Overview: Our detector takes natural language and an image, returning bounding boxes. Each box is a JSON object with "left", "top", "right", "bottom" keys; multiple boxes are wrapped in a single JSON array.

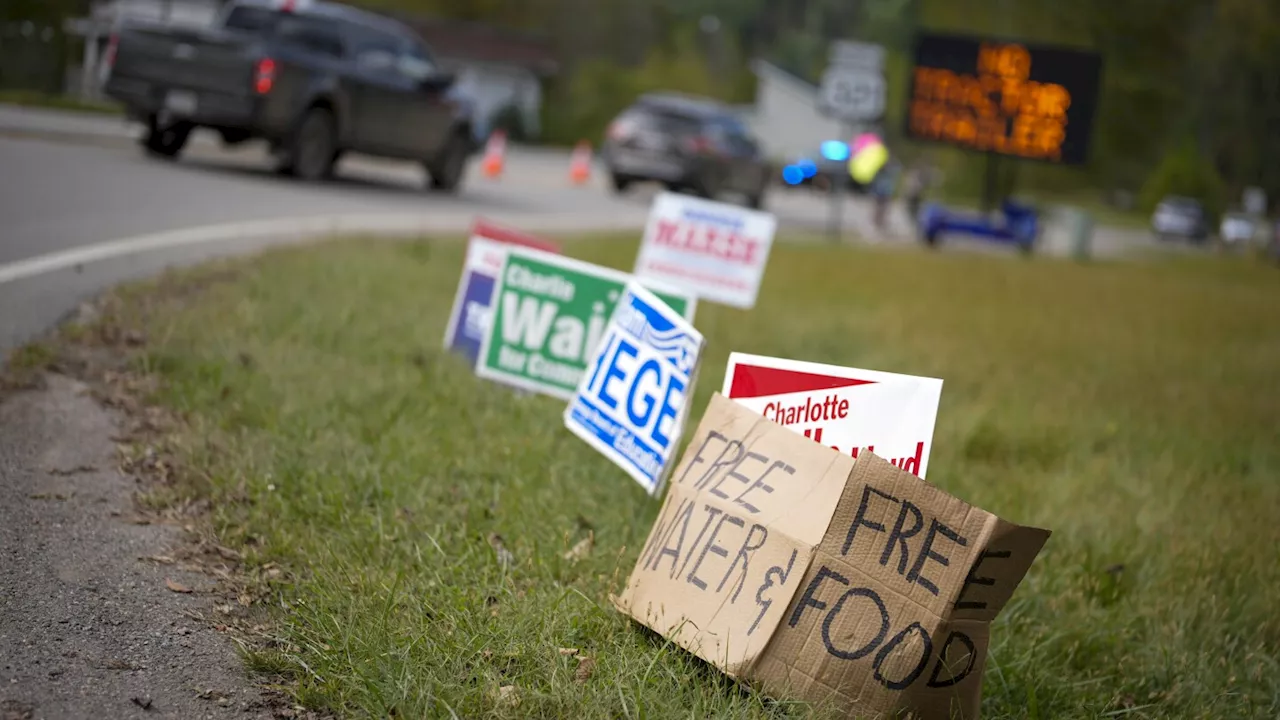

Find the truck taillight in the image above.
[
  {"left": 254, "top": 57, "right": 276, "bottom": 95},
  {"left": 103, "top": 33, "right": 120, "bottom": 70}
]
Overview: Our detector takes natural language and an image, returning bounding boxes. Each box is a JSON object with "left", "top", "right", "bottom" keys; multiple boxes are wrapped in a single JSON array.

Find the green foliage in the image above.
[
  {"left": 541, "top": 26, "right": 752, "bottom": 146},
  {"left": 1139, "top": 138, "right": 1228, "bottom": 216}
]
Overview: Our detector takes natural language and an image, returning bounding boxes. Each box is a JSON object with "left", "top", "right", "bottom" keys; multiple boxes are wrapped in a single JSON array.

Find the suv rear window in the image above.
[{"left": 626, "top": 107, "right": 703, "bottom": 135}]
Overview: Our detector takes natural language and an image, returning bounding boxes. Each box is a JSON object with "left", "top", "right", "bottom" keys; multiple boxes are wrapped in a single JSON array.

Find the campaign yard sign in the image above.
[
  {"left": 476, "top": 246, "right": 698, "bottom": 400},
  {"left": 633, "top": 192, "right": 778, "bottom": 310},
  {"left": 723, "top": 352, "right": 943, "bottom": 478},
  {"left": 614, "top": 394, "right": 1051, "bottom": 720},
  {"left": 443, "top": 220, "right": 562, "bottom": 367},
  {"left": 565, "top": 281, "right": 705, "bottom": 495}
]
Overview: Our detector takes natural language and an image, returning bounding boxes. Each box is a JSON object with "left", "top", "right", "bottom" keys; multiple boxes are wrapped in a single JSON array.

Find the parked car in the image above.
[
  {"left": 1150, "top": 195, "right": 1211, "bottom": 243},
  {"left": 101, "top": 0, "right": 477, "bottom": 191},
  {"left": 601, "top": 92, "right": 772, "bottom": 208}
]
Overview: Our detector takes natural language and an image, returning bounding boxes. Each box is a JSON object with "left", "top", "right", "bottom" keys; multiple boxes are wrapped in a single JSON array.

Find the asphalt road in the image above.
[{"left": 0, "top": 104, "right": 1157, "bottom": 359}]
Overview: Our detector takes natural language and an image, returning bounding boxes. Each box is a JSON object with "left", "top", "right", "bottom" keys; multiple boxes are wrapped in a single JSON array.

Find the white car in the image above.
[{"left": 1219, "top": 212, "right": 1257, "bottom": 246}]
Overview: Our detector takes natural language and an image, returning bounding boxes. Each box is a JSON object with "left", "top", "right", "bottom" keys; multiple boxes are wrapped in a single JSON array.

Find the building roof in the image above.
[{"left": 389, "top": 14, "right": 559, "bottom": 76}]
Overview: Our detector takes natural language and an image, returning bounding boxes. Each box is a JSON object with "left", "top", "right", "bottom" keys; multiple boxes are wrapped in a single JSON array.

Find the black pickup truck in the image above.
[{"left": 102, "top": 0, "right": 477, "bottom": 191}]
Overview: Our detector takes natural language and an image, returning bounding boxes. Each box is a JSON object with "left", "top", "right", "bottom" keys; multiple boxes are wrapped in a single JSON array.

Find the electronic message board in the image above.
[{"left": 905, "top": 33, "right": 1102, "bottom": 165}]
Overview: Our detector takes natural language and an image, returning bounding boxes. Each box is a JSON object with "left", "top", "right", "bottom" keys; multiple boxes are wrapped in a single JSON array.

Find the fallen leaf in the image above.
[
  {"left": 574, "top": 656, "right": 596, "bottom": 683},
  {"left": 47, "top": 465, "right": 96, "bottom": 476},
  {"left": 487, "top": 533, "right": 514, "bottom": 570},
  {"left": 497, "top": 685, "right": 520, "bottom": 708},
  {"left": 130, "top": 696, "right": 153, "bottom": 710},
  {"left": 28, "top": 493, "right": 70, "bottom": 501},
  {"left": 237, "top": 593, "right": 253, "bottom": 607},
  {"left": 214, "top": 545, "right": 241, "bottom": 561},
  {"left": 557, "top": 647, "right": 579, "bottom": 656},
  {"left": 164, "top": 578, "right": 192, "bottom": 594},
  {"left": 563, "top": 531, "right": 594, "bottom": 563}
]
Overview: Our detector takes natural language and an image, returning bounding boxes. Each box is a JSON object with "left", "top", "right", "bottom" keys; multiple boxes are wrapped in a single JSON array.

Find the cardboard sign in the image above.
[
  {"left": 565, "top": 281, "right": 705, "bottom": 496},
  {"left": 633, "top": 192, "right": 778, "bottom": 310},
  {"left": 476, "top": 246, "right": 697, "bottom": 400},
  {"left": 614, "top": 394, "right": 1050, "bottom": 719},
  {"left": 443, "top": 221, "right": 562, "bottom": 367},
  {"left": 723, "top": 352, "right": 943, "bottom": 478}
]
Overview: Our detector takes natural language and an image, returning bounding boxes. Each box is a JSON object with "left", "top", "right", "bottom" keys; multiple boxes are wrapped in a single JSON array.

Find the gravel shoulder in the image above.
[{"left": 0, "top": 372, "right": 271, "bottom": 720}]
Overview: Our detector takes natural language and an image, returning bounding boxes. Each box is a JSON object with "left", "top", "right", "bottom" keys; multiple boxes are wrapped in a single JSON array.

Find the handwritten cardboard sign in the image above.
[
  {"left": 723, "top": 352, "right": 943, "bottom": 477},
  {"left": 633, "top": 192, "right": 777, "bottom": 310},
  {"left": 614, "top": 393, "right": 1050, "bottom": 719},
  {"left": 476, "top": 246, "right": 697, "bottom": 400},
  {"left": 443, "top": 221, "right": 562, "bottom": 367},
  {"left": 565, "top": 281, "right": 705, "bottom": 495}
]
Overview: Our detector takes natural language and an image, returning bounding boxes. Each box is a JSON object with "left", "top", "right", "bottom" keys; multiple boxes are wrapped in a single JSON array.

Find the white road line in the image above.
[
  {"left": 0, "top": 214, "right": 442, "bottom": 285},
  {"left": 0, "top": 212, "right": 644, "bottom": 286}
]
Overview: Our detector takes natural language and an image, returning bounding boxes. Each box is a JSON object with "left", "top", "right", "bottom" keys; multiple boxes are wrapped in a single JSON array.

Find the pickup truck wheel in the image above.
[
  {"left": 143, "top": 120, "right": 192, "bottom": 159},
  {"left": 282, "top": 107, "right": 337, "bottom": 182},
  {"left": 427, "top": 133, "right": 469, "bottom": 193}
]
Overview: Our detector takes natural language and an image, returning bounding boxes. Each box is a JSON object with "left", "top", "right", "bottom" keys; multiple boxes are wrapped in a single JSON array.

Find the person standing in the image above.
[
  {"left": 903, "top": 164, "right": 927, "bottom": 227},
  {"left": 870, "top": 159, "right": 902, "bottom": 232}
]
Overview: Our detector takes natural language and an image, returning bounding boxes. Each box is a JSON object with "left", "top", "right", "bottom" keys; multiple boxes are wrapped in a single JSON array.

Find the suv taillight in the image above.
[
  {"left": 607, "top": 118, "right": 634, "bottom": 141},
  {"left": 254, "top": 57, "right": 276, "bottom": 95},
  {"left": 684, "top": 135, "right": 713, "bottom": 154}
]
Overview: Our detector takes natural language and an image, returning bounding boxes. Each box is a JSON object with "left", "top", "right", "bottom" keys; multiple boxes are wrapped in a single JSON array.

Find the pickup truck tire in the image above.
[
  {"left": 426, "top": 132, "right": 469, "bottom": 192},
  {"left": 143, "top": 119, "right": 192, "bottom": 159},
  {"left": 279, "top": 107, "right": 337, "bottom": 182},
  {"left": 610, "top": 173, "right": 633, "bottom": 194}
]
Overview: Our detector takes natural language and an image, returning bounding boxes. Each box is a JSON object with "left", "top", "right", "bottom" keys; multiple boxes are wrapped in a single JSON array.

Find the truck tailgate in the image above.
[{"left": 112, "top": 26, "right": 259, "bottom": 97}]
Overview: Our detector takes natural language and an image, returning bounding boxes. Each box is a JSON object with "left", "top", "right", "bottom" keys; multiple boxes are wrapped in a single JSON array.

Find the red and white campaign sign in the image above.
[
  {"left": 722, "top": 352, "right": 944, "bottom": 478},
  {"left": 633, "top": 192, "right": 777, "bottom": 310}
]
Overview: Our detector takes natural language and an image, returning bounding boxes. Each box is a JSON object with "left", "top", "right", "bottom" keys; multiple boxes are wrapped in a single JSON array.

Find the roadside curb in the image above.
[{"left": 0, "top": 212, "right": 647, "bottom": 287}]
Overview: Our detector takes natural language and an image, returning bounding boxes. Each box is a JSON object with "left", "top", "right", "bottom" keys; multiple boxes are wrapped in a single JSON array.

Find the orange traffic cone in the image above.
[
  {"left": 569, "top": 140, "right": 592, "bottom": 185},
  {"left": 481, "top": 129, "right": 506, "bottom": 179}
]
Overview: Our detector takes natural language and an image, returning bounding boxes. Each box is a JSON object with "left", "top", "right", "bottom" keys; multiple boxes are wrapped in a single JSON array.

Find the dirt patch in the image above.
[{"left": 0, "top": 279, "right": 320, "bottom": 720}]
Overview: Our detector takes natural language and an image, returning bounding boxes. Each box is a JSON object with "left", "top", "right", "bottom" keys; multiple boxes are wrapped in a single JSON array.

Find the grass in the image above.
[
  {"left": 60, "top": 234, "right": 1280, "bottom": 718},
  {"left": 0, "top": 89, "right": 123, "bottom": 115}
]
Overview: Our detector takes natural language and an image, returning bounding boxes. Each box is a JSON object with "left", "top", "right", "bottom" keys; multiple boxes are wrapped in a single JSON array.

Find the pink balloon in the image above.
[{"left": 851, "top": 133, "right": 882, "bottom": 156}]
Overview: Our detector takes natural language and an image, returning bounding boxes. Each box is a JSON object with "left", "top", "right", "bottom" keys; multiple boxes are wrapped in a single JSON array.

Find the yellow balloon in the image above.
[{"left": 849, "top": 142, "right": 889, "bottom": 184}]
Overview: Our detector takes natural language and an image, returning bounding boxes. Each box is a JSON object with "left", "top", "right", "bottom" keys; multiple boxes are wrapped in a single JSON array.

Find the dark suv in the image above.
[
  {"left": 602, "top": 93, "right": 771, "bottom": 208},
  {"left": 102, "top": 0, "right": 476, "bottom": 191}
]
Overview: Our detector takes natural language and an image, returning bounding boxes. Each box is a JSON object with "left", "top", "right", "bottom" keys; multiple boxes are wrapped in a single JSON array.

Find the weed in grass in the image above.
[{"left": 79, "top": 234, "right": 1280, "bottom": 719}]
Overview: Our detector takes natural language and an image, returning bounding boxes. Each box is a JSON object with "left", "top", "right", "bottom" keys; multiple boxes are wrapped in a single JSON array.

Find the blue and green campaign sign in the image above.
[
  {"left": 475, "top": 247, "right": 697, "bottom": 400},
  {"left": 564, "top": 281, "right": 705, "bottom": 495}
]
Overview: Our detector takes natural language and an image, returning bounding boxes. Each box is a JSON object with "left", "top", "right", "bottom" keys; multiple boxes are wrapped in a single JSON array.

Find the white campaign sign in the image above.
[
  {"left": 633, "top": 192, "right": 777, "bottom": 310},
  {"left": 565, "top": 281, "right": 705, "bottom": 495},
  {"left": 722, "top": 352, "right": 943, "bottom": 478}
]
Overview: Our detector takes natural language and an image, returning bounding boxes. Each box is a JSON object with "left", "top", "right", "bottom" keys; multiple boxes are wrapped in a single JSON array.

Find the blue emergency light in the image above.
[
  {"left": 820, "top": 140, "right": 851, "bottom": 162},
  {"left": 781, "top": 165, "right": 805, "bottom": 185}
]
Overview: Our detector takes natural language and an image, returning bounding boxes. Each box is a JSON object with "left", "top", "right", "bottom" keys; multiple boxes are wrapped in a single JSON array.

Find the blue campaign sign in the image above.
[
  {"left": 564, "top": 281, "right": 705, "bottom": 495},
  {"left": 447, "top": 270, "right": 497, "bottom": 366},
  {"left": 442, "top": 222, "right": 562, "bottom": 368}
]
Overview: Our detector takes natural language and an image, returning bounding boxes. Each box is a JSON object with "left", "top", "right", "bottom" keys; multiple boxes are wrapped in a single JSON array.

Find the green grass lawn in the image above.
[{"left": 65, "top": 235, "right": 1280, "bottom": 718}]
